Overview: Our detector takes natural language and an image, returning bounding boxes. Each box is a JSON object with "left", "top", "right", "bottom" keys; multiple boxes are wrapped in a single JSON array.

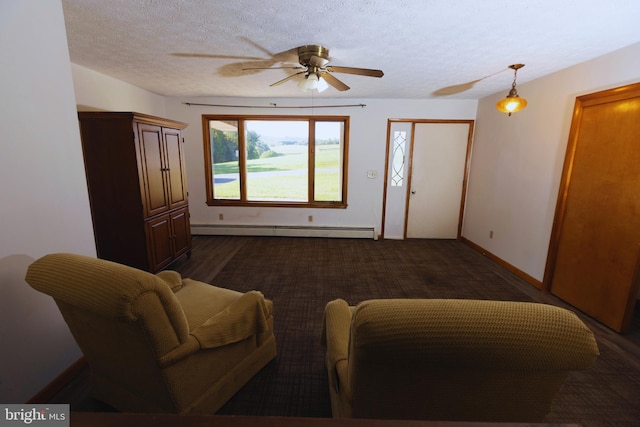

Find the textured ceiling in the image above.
[{"left": 61, "top": 0, "right": 640, "bottom": 99}]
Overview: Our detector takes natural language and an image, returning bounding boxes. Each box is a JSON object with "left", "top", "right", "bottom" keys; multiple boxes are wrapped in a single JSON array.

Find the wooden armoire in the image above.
[{"left": 78, "top": 112, "right": 191, "bottom": 272}]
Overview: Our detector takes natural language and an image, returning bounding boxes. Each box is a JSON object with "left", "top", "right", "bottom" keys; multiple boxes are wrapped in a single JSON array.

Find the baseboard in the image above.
[
  {"left": 27, "top": 357, "right": 87, "bottom": 404},
  {"left": 191, "top": 224, "right": 378, "bottom": 240},
  {"left": 460, "top": 237, "right": 543, "bottom": 290}
]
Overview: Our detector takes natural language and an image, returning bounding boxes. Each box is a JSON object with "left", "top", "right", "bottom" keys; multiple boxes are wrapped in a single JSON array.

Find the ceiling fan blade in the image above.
[
  {"left": 172, "top": 53, "right": 266, "bottom": 60},
  {"left": 243, "top": 66, "right": 304, "bottom": 71},
  {"left": 322, "top": 73, "right": 350, "bottom": 91},
  {"left": 432, "top": 68, "right": 509, "bottom": 96},
  {"left": 432, "top": 79, "right": 482, "bottom": 96},
  {"left": 327, "top": 66, "right": 384, "bottom": 78},
  {"left": 308, "top": 55, "right": 330, "bottom": 68},
  {"left": 269, "top": 71, "right": 306, "bottom": 87}
]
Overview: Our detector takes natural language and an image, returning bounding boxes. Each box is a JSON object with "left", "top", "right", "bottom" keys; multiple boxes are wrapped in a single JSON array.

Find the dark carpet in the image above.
[
  {"left": 211, "top": 237, "right": 536, "bottom": 418},
  {"left": 196, "top": 237, "right": 640, "bottom": 427}
]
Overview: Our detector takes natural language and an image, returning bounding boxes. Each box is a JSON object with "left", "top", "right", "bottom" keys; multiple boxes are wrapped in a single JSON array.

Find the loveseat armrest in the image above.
[
  {"left": 190, "top": 290, "right": 270, "bottom": 349},
  {"left": 322, "top": 299, "right": 352, "bottom": 394}
]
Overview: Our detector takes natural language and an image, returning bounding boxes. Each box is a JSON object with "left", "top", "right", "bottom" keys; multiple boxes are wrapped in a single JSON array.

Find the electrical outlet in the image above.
[
  {"left": 367, "top": 170, "right": 377, "bottom": 179},
  {"left": 219, "top": 213, "right": 224, "bottom": 221},
  {"left": 308, "top": 215, "right": 313, "bottom": 222},
  {"left": 489, "top": 230, "right": 494, "bottom": 239}
]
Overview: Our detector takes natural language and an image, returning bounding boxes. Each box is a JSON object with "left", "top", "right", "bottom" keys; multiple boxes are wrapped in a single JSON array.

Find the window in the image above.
[
  {"left": 391, "top": 130, "right": 406, "bottom": 187},
  {"left": 203, "top": 115, "right": 349, "bottom": 208}
]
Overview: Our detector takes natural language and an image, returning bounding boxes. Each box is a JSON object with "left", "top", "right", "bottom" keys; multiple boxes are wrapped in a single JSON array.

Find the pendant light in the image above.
[{"left": 496, "top": 64, "right": 527, "bottom": 116}]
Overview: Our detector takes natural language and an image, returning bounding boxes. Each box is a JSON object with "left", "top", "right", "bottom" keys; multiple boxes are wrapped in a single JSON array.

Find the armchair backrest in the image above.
[
  {"left": 25, "top": 253, "right": 191, "bottom": 404},
  {"left": 347, "top": 299, "right": 599, "bottom": 421}
]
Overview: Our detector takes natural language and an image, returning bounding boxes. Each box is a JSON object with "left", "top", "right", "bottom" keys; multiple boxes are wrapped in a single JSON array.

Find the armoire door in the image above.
[
  {"left": 146, "top": 213, "right": 174, "bottom": 272},
  {"left": 545, "top": 82, "right": 640, "bottom": 333},
  {"left": 163, "top": 127, "right": 189, "bottom": 210},
  {"left": 137, "top": 123, "right": 170, "bottom": 217},
  {"left": 170, "top": 207, "right": 192, "bottom": 258}
]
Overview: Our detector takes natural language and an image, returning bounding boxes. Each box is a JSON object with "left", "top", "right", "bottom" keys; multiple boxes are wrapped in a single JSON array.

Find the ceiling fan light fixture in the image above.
[
  {"left": 297, "top": 73, "right": 328, "bottom": 93},
  {"left": 316, "top": 76, "right": 329, "bottom": 92},
  {"left": 496, "top": 64, "right": 527, "bottom": 116}
]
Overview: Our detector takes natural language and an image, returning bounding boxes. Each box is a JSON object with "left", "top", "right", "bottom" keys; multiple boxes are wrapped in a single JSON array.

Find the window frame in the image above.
[{"left": 202, "top": 114, "right": 349, "bottom": 208}]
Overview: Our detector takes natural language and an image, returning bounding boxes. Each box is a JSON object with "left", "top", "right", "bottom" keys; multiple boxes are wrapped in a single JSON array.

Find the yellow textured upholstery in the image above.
[
  {"left": 25, "top": 253, "right": 277, "bottom": 414},
  {"left": 322, "top": 298, "right": 599, "bottom": 422}
]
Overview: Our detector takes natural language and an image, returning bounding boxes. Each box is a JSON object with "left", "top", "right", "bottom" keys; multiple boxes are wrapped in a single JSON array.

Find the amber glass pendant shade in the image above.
[
  {"left": 496, "top": 64, "right": 527, "bottom": 116},
  {"left": 496, "top": 90, "right": 528, "bottom": 115}
]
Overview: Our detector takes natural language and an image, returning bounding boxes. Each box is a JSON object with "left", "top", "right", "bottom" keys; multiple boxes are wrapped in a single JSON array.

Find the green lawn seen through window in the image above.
[{"left": 213, "top": 144, "right": 340, "bottom": 200}]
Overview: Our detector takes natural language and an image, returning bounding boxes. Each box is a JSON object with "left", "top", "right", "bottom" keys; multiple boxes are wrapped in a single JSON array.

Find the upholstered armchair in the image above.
[
  {"left": 25, "top": 253, "right": 277, "bottom": 414},
  {"left": 322, "top": 298, "right": 599, "bottom": 422}
]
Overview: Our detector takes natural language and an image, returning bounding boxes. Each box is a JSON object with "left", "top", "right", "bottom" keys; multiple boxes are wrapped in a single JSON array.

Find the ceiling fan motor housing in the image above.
[{"left": 298, "top": 45, "right": 329, "bottom": 66}]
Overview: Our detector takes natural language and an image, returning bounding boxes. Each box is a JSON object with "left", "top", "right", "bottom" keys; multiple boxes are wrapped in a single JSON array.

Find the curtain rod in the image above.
[{"left": 183, "top": 102, "right": 366, "bottom": 109}]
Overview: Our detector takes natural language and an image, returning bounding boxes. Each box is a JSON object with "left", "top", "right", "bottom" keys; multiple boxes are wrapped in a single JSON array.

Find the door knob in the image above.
[{"left": 411, "top": 189, "right": 417, "bottom": 194}]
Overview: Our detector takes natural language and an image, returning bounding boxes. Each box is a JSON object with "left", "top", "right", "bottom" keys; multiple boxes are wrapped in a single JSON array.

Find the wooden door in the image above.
[
  {"left": 406, "top": 122, "right": 471, "bottom": 239},
  {"left": 137, "top": 123, "right": 170, "bottom": 217},
  {"left": 163, "top": 127, "right": 189, "bottom": 210},
  {"left": 545, "top": 82, "right": 640, "bottom": 332}
]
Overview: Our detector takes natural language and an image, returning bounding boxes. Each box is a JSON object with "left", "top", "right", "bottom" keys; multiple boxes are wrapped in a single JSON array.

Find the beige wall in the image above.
[
  {"left": 463, "top": 42, "right": 640, "bottom": 282},
  {"left": 72, "top": 64, "right": 168, "bottom": 116},
  {"left": 0, "top": 1, "right": 96, "bottom": 402}
]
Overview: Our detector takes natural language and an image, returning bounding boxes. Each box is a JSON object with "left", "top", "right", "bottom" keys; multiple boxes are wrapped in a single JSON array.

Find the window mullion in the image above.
[
  {"left": 239, "top": 119, "right": 248, "bottom": 202},
  {"left": 308, "top": 119, "right": 316, "bottom": 202}
]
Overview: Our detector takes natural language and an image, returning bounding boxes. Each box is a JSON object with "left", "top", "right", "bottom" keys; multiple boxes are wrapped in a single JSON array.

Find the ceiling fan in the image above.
[{"left": 243, "top": 45, "right": 384, "bottom": 92}]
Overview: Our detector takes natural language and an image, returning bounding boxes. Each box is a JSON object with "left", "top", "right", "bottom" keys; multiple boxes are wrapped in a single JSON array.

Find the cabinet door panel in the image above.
[
  {"left": 171, "top": 207, "right": 192, "bottom": 257},
  {"left": 163, "top": 128, "right": 188, "bottom": 210},
  {"left": 138, "top": 124, "right": 169, "bottom": 217},
  {"left": 146, "top": 214, "right": 173, "bottom": 272}
]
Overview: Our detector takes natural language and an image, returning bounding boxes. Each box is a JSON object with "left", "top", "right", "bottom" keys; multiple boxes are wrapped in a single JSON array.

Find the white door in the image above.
[{"left": 406, "top": 123, "right": 470, "bottom": 238}]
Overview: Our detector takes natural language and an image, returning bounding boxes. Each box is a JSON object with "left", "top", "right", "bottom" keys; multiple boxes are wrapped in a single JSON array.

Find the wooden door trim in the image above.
[
  {"left": 403, "top": 122, "right": 416, "bottom": 239},
  {"left": 543, "top": 82, "right": 640, "bottom": 293}
]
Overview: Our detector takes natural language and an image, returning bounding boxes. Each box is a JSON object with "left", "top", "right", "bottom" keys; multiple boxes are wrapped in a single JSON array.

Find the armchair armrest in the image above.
[
  {"left": 322, "top": 299, "right": 352, "bottom": 394},
  {"left": 190, "top": 290, "right": 270, "bottom": 349},
  {"left": 158, "top": 336, "right": 201, "bottom": 367},
  {"left": 157, "top": 290, "right": 271, "bottom": 367},
  {"left": 156, "top": 270, "right": 184, "bottom": 292}
]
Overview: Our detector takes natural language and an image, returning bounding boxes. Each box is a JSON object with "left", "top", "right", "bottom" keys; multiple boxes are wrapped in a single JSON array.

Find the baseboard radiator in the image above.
[{"left": 191, "top": 224, "right": 377, "bottom": 240}]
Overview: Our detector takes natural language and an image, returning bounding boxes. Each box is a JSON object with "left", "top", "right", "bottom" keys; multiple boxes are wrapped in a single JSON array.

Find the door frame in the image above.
[{"left": 381, "top": 119, "right": 475, "bottom": 239}]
